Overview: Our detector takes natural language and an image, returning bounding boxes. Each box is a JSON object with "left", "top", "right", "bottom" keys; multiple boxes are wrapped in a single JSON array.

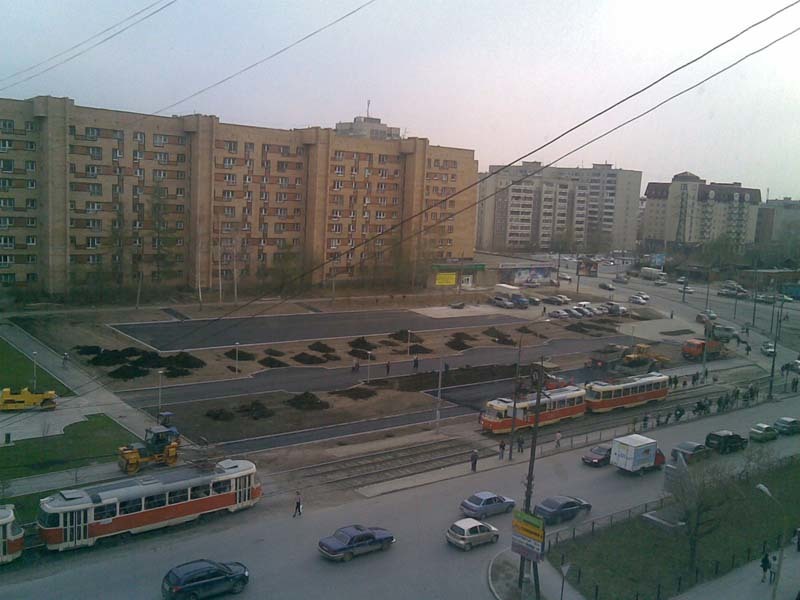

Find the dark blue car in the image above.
[
  {"left": 162, "top": 559, "right": 248, "bottom": 599},
  {"left": 318, "top": 524, "right": 395, "bottom": 562}
]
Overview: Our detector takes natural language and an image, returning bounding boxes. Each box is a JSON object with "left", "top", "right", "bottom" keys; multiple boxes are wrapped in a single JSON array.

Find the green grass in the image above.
[
  {"left": 0, "top": 414, "right": 135, "bottom": 480},
  {"left": 549, "top": 461, "right": 800, "bottom": 599},
  {"left": 3, "top": 489, "right": 56, "bottom": 523},
  {"left": 0, "top": 338, "right": 72, "bottom": 396}
]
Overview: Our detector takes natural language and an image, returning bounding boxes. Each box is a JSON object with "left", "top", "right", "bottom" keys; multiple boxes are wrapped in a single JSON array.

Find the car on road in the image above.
[
  {"left": 717, "top": 288, "right": 736, "bottom": 297},
  {"left": 676, "top": 276, "right": 687, "bottom": 284},
  {"left": 490, "top": 296, "right": 515, "bottom": 309},
  {"left": 581, "top": 445, "right": 612, "bottom": 467},
  {"left": 543, "top": 296, "right": 563, "bottom": 305},
  {"left": 670, "top": 441, "right": 711, "bottom": 464},
  {"left": 760, "top": 341, "right": 776, "bottom": 357},
  {"left": 460, "top": 491, "right": 516, "bottom": 519},
  {"left": 613, "top": 275, "right": 629, "bottom": 284},
  {"left": 783, "top": 360, "right": 800, "bottom": 373},
  {"left": 773, "top": 417, "right": 800, "bottom": 435},
  {"left": 548, "top": 310, "right": 568, "bottom": 319},
  {"left": 449, "top": 301, "right": 466, "bottom": 309},
  {"left": 681, "top": 286, "right": 695, "bottom": 294},
  {"left": 653, "top": 279, "right": 668, "bottom": 286},
  {"left": 572, "top": 307, "right": 593, "bottom": 317},
  {"left": 522, "top": 281, "right": 541, "bottom": 288},
  {"left": 445, "top": 518, "right": 499, "bottom": 551},
  {"left": 318, "top": 525, "right": 396, "bottom": 562},
  {"left": 162, "top": 559, "right": 249, "bottom": 600},
  {"left": 696, "top": 309, "right": 718, "bottom": 323},
  {"left": 756, "top": 294, "right": 775, "bottom": 304},
  {"left": 705, "top": 430, "right": 748, "bottom": 454},
  {"left": 633, "top": 291, "right": 650, "bottom": 301},
  {"left": 749, "top": 423, "right": 778, "bottom": 443},
  {"left": 533, "top": 495, "right": 591, "bottom": 525},
  {"left": 526, "top": 296, "right": 542, "bottom": 305},
  {"left": 558, "top": 273, "right": 573, "bottom": 282},
  {"left": 629, "top": 295, "right": 647, "bottom": 305},
  {"left": 599, "top": 282, "right": 615, "bottom": 291},
  {"left": 779, "top": 294, "right": 794, "bottom": 303}
]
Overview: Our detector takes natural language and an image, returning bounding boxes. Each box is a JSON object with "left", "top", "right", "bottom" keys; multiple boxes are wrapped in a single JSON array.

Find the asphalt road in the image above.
[
  {"left": 111, "top": 309, "right": 529, "bottom": 352},
  {"left": 2, "top": 394, "right": 797, "bottom": 599}
]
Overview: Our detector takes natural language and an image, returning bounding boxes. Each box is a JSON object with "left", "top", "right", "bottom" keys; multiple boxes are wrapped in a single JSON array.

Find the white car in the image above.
[
  {"left": 558, "top": 273, "right": 573, "bottom": 282},
  {"left": 548, "top": 310, "right": 569, "bottom": 319},
  {"left": 633, "top": 292, "right": 650, "bottom": 301},
  {"left": 629, "top": 295, "right": 647, "bottom": 305},
  {"left": 556, "top": 295, "right": 571, "bottom": 304}
]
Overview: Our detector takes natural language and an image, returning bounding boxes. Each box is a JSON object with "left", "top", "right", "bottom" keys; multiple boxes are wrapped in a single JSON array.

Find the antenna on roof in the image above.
[{"left": 366, "top": 99, "right": 371, "bottom": 118}]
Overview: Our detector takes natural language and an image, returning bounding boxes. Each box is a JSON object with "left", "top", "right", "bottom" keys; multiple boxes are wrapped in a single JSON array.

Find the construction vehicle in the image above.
[
  {"left": 681, "top": 338, "right": 725, "bottom": 361},
  {"left": 1, "top": 387, "right": 57, "bottom": 411},
  {"left": 118, "top": 414, "right": 180, "bottom": 474},
  {"left": 622, "top": 344, "right": 670, "bottom": 367},
  {"left": 586, "top": 344, "right": 669, "bottom": 375}
]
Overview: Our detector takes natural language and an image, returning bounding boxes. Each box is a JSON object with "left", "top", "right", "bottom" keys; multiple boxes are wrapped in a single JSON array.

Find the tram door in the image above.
[
  {"left": 235, "top": 475, "right": 252, "bottom": 505},
  {"left": 63, "top": 509, "right": 88, "bottom": 547},
  {"left": 1, "top": 522, "right": 7, "bottom": 558}
]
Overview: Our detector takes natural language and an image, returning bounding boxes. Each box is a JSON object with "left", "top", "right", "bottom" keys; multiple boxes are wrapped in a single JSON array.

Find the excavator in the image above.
[
  {"left": 118, "top": 413, "right": 180, "bottom": 474},
  {"left": 0, "top": 387, "right": 57, "bottom": 411}
]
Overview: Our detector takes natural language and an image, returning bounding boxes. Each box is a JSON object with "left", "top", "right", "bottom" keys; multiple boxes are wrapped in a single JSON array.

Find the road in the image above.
[{"left": 2, "top": 392, "right": 797, "bottom": 599}]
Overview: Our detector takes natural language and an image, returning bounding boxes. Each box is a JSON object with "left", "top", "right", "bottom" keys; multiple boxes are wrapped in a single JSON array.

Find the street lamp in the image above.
[
  {"left": 767, "top": 300, "right": 785, "bottom": 400},
  {"left": 32, "top": 350, "right": 38, "bottom": 392},
  {"left": 157, "top": 370, "right": 165, "bottom": 414},
  {"left": 436, "top": 356, "right": 444, "bottom": 434},
  {"left": 235, "top": 342, "right": 240, "bottom": 375},
  {"left": 366, "top": 351, "right": 372, "bottom": 383},
  {"left": 756, "top": 483, "right": 787, "bottom": 600}
]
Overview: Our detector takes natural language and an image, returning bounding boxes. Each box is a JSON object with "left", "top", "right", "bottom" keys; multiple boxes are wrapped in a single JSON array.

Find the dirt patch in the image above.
[
  {"left": 660, "top": 329, "right": 695, "bottom": 336},
  {"left": 329, "top": 387, "right": 377, "bottom": 400}
]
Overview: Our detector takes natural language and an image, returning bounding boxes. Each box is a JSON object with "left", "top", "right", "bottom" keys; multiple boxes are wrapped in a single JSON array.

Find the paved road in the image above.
[
  {"left": 111, "top": 308, "right": 529, "bottom": 351},
  {"left": 3, "top": 392, "right": 797, "bottom": 599}
]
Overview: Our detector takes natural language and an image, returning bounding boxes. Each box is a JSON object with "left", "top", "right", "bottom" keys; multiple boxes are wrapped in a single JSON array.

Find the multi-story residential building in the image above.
[
  {"left": 642, "top": 172, "right": 761, "bottom": 251},
  {"left": 755, "top": 197, "right": 800, "bottom": 242},
  {"left": 335, "top": 115, "right": 401, "bottom": 140},
  {"left": 475, "top": 162, "right": 641, "bottom": 253},
  {"left": 0, "top": 96, "right": 477, "bottom": 294}
]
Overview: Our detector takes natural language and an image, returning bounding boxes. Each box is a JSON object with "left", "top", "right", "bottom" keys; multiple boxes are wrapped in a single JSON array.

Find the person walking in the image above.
[
  {"left": 542, "top": 305, "right": 547, "bottom": 315},
  {"left": 412, "top": 354, "right": 419, "bottom": 372},
  {"left": 761, "top": 552, "right": 770, "bottom": 582},
  {"left": 293, "top": 491, "right": 303, "bottom": 518},
  {"left": 555, "top": 430, "right": 562, "bottom": 448},
  {"left": 516, "top": 436, "right": 524, "bottom": 454},
  {"left": 498, "top": 439, "right": 506, "bottom": 460},
  {"left": 470, "top": 449, "right": 479, "bottom": 472},
  {"left": 769, "top": 554, "right": 778, "bottom": 584},
  {"left": 62, "top": 352, "right": 69, "bottom": 367},
  {"left": 385, "top": 361, "right": 391, "bottom": 376},
  {"left": 745, "top": 344, "right": 751, "bottom": 357}
]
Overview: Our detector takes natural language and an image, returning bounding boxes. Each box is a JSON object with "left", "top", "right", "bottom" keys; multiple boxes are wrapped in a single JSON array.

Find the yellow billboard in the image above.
[{"left": 435, "top": 272, "right": 457, "bottom": 286}]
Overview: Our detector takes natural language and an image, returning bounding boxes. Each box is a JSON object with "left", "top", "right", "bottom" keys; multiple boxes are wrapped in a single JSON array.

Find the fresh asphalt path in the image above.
[
  {"left": 111, "top": 308, "right": 529, "bottom": 351},
  {"left": 2, "top": 394, "right": 797, "bottom": 599}
]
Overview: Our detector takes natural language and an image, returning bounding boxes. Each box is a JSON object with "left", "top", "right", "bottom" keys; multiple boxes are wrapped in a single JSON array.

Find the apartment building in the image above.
[
  {"left": 476, "top": 162, "right": 641, "bottom": 253},
  {"left": 642, "top": 172, "right": 761, "bottom": 251},
  {"left": 755, "top": 197, "right": 800, "bottom": 242},
  {"left": 0, "top": 96, "right": 477, "bottom": 294}
]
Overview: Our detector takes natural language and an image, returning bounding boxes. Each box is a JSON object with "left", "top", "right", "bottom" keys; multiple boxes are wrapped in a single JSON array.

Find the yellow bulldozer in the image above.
[
  {"left": 118, "top": 424, "right": 180, "bottom": 475},
  {"left": 1, "top": 387, "right": 57, "bottom": 411},
  {"left": 622, "top": 344, "right": 671, "bottom": 367}
]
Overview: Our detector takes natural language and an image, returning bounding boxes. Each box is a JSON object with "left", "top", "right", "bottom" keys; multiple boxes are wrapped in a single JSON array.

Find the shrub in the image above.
[
  {"left": 482, "top": 327, "right": 507, "bottom": 339},
  {"left": 131, "top": 351, "right": 165, "bottom": 369},
  {"left": 205, "top": 408, "right": 235, "bottom": 421},
  {"left": 259, "top": 356, "right": 288, "bottom": 368},
  {"left": 90, "top": 350, "right": 130, "bottom": 366},
  {"left": 224, "top": 348, "right": 256, "bottom": 361},
  {"left": 107, "top": 364, "right": 149, "bottom": 380},
  {"left": 494, "top": 336, "right": 515, "bottom": 346},
  {"left": 348, "top": 348, "right": 375, "bottom": 360},
  {"left": 170, "top": 352, "right": 206, "bottom": 369},
  {"left": 164, "top": 366, "right": 190, "bottom": 378},
  {"left": 119, "top": 347, "right": 142, "bottom": 358},
  {"left": 446, "top": 339, "right": 471, "bottom": 351},
  {"left": 451, "top": 332, "right": 477, "bottom": 341},
  {"left": 308, "top": 341, "right": 335, "bottom": 353},
  {"left": 284, "top": 392, "right": 330, "bottom": 411},
  {"left": 323, "top": 353, "right": 341, "bottom": 361},
  {"left": 330, "top": 387, "right": 377, "bottom": 400},
  {"left": 292, "top": 352, "right": 327, "bottom": 365},
  {"left": 349, "top": 336, "right": 377, "bottom": 351},
  {"left": 516, "top": 326, "right": 534, "bottom": 334},
  {"left": 74, "top": 345, "right": 101, "bottom": 356},
  {"left": 235, "top": 400, "right": 274, "bottom": 420},
  {"left": 408, "top": 343, "right": 433, "bottom": 354},
  {"left": 389, "top": 329, "right": 423, "bottom": 343},
  {"left": 264, "top": 348, "right": 286, "bottom": 357}
]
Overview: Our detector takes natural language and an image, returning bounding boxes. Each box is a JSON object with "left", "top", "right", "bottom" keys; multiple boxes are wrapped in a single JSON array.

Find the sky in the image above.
[{"left": 2, "top": 0, "right": 799, "bottom": 198}]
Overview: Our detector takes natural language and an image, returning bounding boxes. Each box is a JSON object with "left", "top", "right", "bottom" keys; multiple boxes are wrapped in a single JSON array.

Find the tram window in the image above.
[
  {"left": 602, "top": 391, "right": 612, "bottom": 400},
  {"left": 613, "top": 389, "right": 622, "bottom": 398},
  {"left": 191, "top": 484, "right": 211, "bottom": 499},
  {"left": 94, "top": 503, "right": 117, "bottom": 520},
  {"left": 554, "top": 399, "right": 563, "bottom": 409},
  {"left": 120, "top": 498, "right": 142, "bottom": 515},
  {"left": 168, "top": 489, "right": 188, "bottom": 505},
  {"left": 212, "top": 480, "right": 232, "bottom": 494},
  {"left": 10, "top": 521, "right": 22, "bottom": 536},
  {"left": 37, "top": 509, "right": 60, "bottom": 528},
  {"left": 567, "top": 397, "right": 575, "bottom": 407},
  {"left": 144, "top": 493, "right": 167, "bottom": 510},
  {"left": 495, "top": 411, "right": 505, "bottom": 419},
  {"left": 645, "top": 383, "right": 652, "bottom": 391},
  {"left": 575, "top": 396, "right": 583, "bottom": 405}
]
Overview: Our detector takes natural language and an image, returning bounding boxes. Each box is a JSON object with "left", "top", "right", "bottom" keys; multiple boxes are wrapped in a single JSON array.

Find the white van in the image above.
[{"left": 576, "top": 301, "right": 591, "bottom": 309}]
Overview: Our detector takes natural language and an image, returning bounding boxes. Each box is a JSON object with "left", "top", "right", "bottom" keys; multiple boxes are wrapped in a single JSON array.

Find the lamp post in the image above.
[
  {"left": 366, "top": 351, "right": 372, "bottom": 383},
  {"left": 509, "top": 334, "right": 524, "bottom": 461},
  {"left": 157, "top": 369, "right": 164, "bottom": 414},
  {"left": 756, "top": 483, "right": 787, "bottom": 600},
  {"left": 32, "top": 350, "right": 38, "bottom": 392},
  {"left": 767, "top": 300, "right": 784, "bottom": 400},
  {"left": 235, "top": 342, "right": 240, "bottom": 375},
  {"left": 435, "top": 356, "right": 444, "bottom": 434}
]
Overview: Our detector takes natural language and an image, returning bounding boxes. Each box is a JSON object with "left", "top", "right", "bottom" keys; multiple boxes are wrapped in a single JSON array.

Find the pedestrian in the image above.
[
  {"left": 745, "top": 324, "right": 750, "bottom": 336},
  {"left": 470, "top": 449, "right": 479, "bottom": 472},
  {"left": 555, "top": 430, "right": 562, "bottom": 448},
  {"left": 746, "top": 344, "right": 751, "bottom": 357},
  {"left": 736, "top": 336, "right": 741, "bottom": 348},
  {"left": 386, "top": 361, "right": 391, "bottom": 375},
  {"left": 293, "top": 491, "right": 303, "bottom": 518},
  {"left": 352, "top": 358, "right": 357, "bottom": 373},
  {"left": 355, "top": 360, "right": 360, "bottom": 373},
  {"left": 516, "top": 436, "right": 524, "bottom": 454},
  {"left": 643, "top": 413, "right": 650, "bottom": 431},
  {"left": 670, "top": 309, "right": 674, "bottom": 319},
  {"left": 769, "top": 554, "right": 778, "bottom": 583},
  {"left": 62, "top": 352, "right": 69, "bottom": 367},
  {"left": 542, "top": 305, "right": 547, "bottom": 315},
  {"left": 499, "top": 439, "right": 506, "bottom": 460},
  {"left": 761, "top": 552, "right": 770, "bottom": 582},
  {"left": 412, "top": 354, "right": 419, "bottom": 372},
  {"left": 794, "top": 378, "right": 799, "bottom": 393}
]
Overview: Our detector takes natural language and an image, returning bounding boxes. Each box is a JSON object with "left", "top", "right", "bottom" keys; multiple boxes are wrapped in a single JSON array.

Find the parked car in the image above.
[
  {"left": 445, "top": 518, "right": 499, "bottom": 551},
  {"left": 460, "top": 491, "right": 516, "bottom": 519},
  {"left": 629, "top": 295, "right": 647, "bottom": 305},
  {"left": 543, "top": 296, "right": 563, "bottom": 305},
  {"left": 527, "top": 296, "right": 542, "bottom": 305},
  {"left": 670, "top": 441, "right": 711, "bottom": 464},
  {"left": 773, "top": 417, "right": 800, "bottom": 435},
  {"left": 449, "top": 301, "right": 465, "bottom": 309},
  {"left": 533, "top": 495, "right": 591, "bottom": 525},
  {"left": 676, "top": 276, "right": 687, "bottom": 284},
  {"left": 593, "top": 306, "right": 609, "bottom": 315},
  {"left": 318, "top": 525, "right": 396, "bottom": 562},
  {"left": 522, "top": 281, "right": 541, "bottom": 288},
  {"left": 653, "top": 279, "right": 668, "bottom": 287},
  {"left": 756, "top": 294, "right": 775, "bottom": 304},
  {"left": 749, "top": 423, "right": 778, "bottom": 443},
  {"left": 633, "top": 292, "right": 650, "bottom": 301},
  {"left": 609, "top": 305, "right": 628, "bottom": 316},
  {"left": 779, "top": 294, "right": 794, "bottom": 303},
  {"left": 491, "top": 296, "right": 515, "bottom": 309},
  {"left": 556, "top": 295, "right": 572, "bottom": 304},
  {"left": 613, "top": 275, "right": 629, "bottom": 284},
  {"left": 548, "top": 310, "right": 568, "bottom": 319},
  {"left": 784, "top": 360, "right": 800, "bottom": 374},
  {"left": 162, "top": 559, "right": 249, "bottom": 600},
  {"left": 572, "top": 307, "right": 593, "bottom": 317},
  {"left": 681, "top": 286, "right": 695, "bottom": 294},
  {"left": 599, "top": 282, "right": 615, "bottom": 291},
  {"left": 563, "top": 308, "right": 583, "bottom": 318},
  {"left": 558, "top": 273, "right": 573, "bottom": 282},
  {"left": 760, "top": 341, "right": 776, "bottom": 357},
  {"left": 705, "top": 430, "right": 748, "bottom": 454},
  {"left": 581, "top": 445, "right": 612, "bottom": 467}
]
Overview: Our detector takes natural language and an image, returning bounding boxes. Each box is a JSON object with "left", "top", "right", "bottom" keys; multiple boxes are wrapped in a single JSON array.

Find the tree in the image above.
[
  {"left": 584, "top": 225, "right": 611, "bottom": 255},
  {"left": 550, "top": 230, "right": 574, "bottom": 254},
  {"left": 271, "top": 249, "right": 304, "bottom": 295}
]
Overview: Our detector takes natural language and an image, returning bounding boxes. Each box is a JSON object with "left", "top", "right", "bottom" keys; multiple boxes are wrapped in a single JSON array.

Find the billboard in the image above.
[
  {"left": 577, "top": 259, "right": 599, "bottom": 278},
  {"left": 511, "top": 510, "right": 545, "bottom": 562},
  {"left": 499, "top": 267, "right": 552, "bottom": 286},
  {"left": 435, "top": 272, "right": 457, "bottom": 286}
]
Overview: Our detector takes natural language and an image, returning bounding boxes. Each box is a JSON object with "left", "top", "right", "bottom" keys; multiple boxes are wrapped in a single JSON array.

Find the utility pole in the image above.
[
  {"left": 704, "top": 267, "right": 711, "bottom": 310},
  {"left": 751, "top": 257, "right": 758, "bottom": 329},
  {"left": 509, "top": 334, "right": 524, "bottom": 461},
  {"left": 768, "top": 300, "right": 784, "bottom": 400},
  {"left": 435, "top": 356, "right": 443, "bottom": 434}
]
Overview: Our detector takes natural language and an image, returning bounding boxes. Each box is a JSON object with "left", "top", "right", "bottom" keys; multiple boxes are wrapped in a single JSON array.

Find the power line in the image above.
[
  {"left": 0, "top": 1, "right": 179, "bottom": 93},
  {"left": 0, "top": 0, "right": 171, "bottom": 85}
]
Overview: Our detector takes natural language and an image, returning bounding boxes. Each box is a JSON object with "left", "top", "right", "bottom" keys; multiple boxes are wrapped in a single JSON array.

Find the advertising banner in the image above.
[
  {"left": 511, "top": 511, "right": 545, "bottom": 562},
  {"left": 435, "top": 272, "right": 457, "bottom": 286},
  {"left": 499, "top": 267, "right": 552, "bottom": 286}
]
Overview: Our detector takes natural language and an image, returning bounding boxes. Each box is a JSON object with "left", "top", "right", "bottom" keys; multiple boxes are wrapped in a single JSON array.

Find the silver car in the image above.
[
  {"left": 460, "top": 491, "right": 516, "bottom": 519},
  {"left": 445, "top": 518, "right": 499, "bottom": 551}
]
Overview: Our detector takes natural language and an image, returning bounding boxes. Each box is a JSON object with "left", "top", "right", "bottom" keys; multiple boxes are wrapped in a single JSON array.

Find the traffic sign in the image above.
[{"left": 511, "top": 510, "right": 545, "bottom": 562}]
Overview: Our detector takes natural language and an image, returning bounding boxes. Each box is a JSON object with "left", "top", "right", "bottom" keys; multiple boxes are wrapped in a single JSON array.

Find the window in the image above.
[
  {"left": 88, "top": 254, "right": 102, "bottom": 265},
  {"left": 222, "top": 190, "right": 234, "bottom": 200},
  {"left": 244, "top": 175, "right": 252, "bottom": 184},
  {"left": 0, "top": 236, "right": 13, "bottom": 248},
  {"left": 190, "top": 484, "right": 211, "bottom": 499},
  {"left": 88, "top": 183, "right": 102, "bottom": 196},
  {"left": 176, "top": 188, "right": 184, "bottom": 197},
  {"left": 85, "top": 127, "right": 100, "bottom": 139},
  {"left": 0, "top": 159, "right": 13, "bottom": 173},
  {"left": 223, "top": 157, "right": 235, "bottom": 168},
  {"left": 153, "top": 170, "right": 167, "bottom": 181},
  {"left": 155, "top": 151, "right": 168, "bottom": 162},
  {"left": 224, "top": 207, "right": 235, "bottom": 217},
  {"left": 112, "top": 149, "right": 122, "bottom": 160},
  {"left": 26, "top": 272, "right": 37, "bottom": 282},
  {"left": 0, "top": 198, "right": 13, "bottom": 208},
  {"left": 86, "top": 236, "right": 100, "bottom": 248},
  {"left": 177, "top": 135, "right": 186, "bottom": 145},
  {"left": 177, "top": 153, "right": 185, "bottom": 163},
  {"left": 26, "top": 198, "right": 36, "bottom": 209},
  {"left": 25, "top": 235, "right": 36, "bottom": 246},
  {"left": 134, "top": 131, "right": 145, "bottom": 143},
  {"left": 25, "top": 141, "right": 36, "bottom": 151},
  {"left": 0, "top": 140, "right": 11, "bottom": 151},
  {"left": 212, "top": 480, "right": 232, "bottom": 494},
  {"left": 119, "top": 498, "right": 142, "bottom": 515},
  {"left": 26, "top": 217, "right": 36, "bottom": 227},
  {"left": 144, "top": 493, "right": 167, "bottom": 510},
  {"left": 133, "top": 150, "right": 143, "bottom": 161},
  {"left": 224, "top": 141, "right": 238, "bottom": 153},
  {"left": 168, "top": 489, "right": 188, "bottom": 504},
  {"left": 94, "top": 503, "right": 117, "bottom": 520},
  {"left": 89, "top": 147, "right": 102, "bottom": 160},
  {"left": 0, "top": 120, "right": 14, "bottom": 132},
  {"left": 260, "top": 191, "right": 268, "bottom": 201},
  {"left": 153, "top": 134, "right": 168, "bottom": 147},
  {"left": 224, "top": 173, "right": 236, "bottom": 184},
  {"left": 86, "top": 165, "right": 98, "bottom": 177},
  {"left": 0, "top": 255, "right": 14, "bottom": 265}
]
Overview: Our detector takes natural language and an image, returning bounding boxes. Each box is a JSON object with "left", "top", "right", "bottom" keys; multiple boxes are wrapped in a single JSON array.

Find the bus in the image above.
[
  {"left": 37, "top": 459, "right": 261, "bottom": 552},
  {"left": 480, "top": 386, "right": 587, "bottom": 434},
  {"left": 584, "top": 372, "right": 669, "bottom": 413},
  {"left": 0, "top": 505, "right": 24, "bottom": 564}
]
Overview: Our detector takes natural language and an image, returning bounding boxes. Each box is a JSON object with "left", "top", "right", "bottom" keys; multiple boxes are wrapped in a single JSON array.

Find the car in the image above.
[
  {"left": 543, "top": 296, "right": 563, "bottom": 305},
  {"left": 613, "top": 275, "right": 629, "bottom": 284},
  {"left": 749, "top": 423, "right": 778, "bottom": 443},
  {"left": 491, "top": 296, "right": 515, "bottom": 309},
  {"left": 449, "top": 301, "right": 465, "bottom": 309},
  {"left": 760, "top": 341, "right": 776, "bottom": 357},
  {"left": 581, "top": 445, "right": 612, "bottom": 467},
  {"left": 445, "top": 518, "right": 499, "bottom": 551},
  {"left": 460, "top": 491, "right": 516, "bottom": 519},
  {"left": 162, "top": 559, "right": 249, "bottom": 600},
  {"left": 705, "top": 430, "right": 748, "bottom": 454},
  {"left": 556, "top": 295, "right": 572, "bottom": 304},
  {"left": 592, "top": 306, "right": 609, "bottom": 315},
  {"left": 654, "top": 279, "right": 668, "bottom": 287},
  {"left": 527, "top": 296, "right": 542, "bottom": 305},
  {"left": 629, "top": 295, "right": 647, "bottom": 305},
  {"left": 522, "top": 281, "right": 541, "bottom": 288},
  {"left": 609, "top": 305, "right": 628, "bottom": 316},
  {"left": 676, "top": 276, "right": 687, "bottom": 284},
  {"left": 681, "top": 286, "right": 695, "bottom": 294},
  {"left": 717, "top": 288, "right": 736, "bottom": 297},
  {"left": 779, "top": 294, "right": 794, "bottom": 303},
  {"left": 572, "top": 307, "right": 593, "bottom": 317},
  {"left": 700, "top": 309, "right": 717, "bottom": 320},
  {"left": 670, "top": 441, "right": 711, "bottom": 464},
  {"left": 633, "top": 291, "right": 650, "bottom": 301},
  {"left": 773, "top": 417, "right": 800, "bottom": 435},
  {"left": 563, "top": 308, "right": 583, "bottom": 318},
  {"left": 548, "top": 310, "right": 568, "bottom": 319},
  {"left": 318, "top": 525, "right": 396, "bottom": 562},
  {"left": 599, "top": 282, "right": 615, "bottom": 291},
  {"left": 533, "top": 495, "right": 591, "bottom": 525},
  {"left": 784, "top": 360, "right": 800, "bottom": 374},
  {"left": 756, "top": 294, "right": 775, "bottom": 304},
  {"left": 558, "top": 273, "right": 573, "bottom": 282}
]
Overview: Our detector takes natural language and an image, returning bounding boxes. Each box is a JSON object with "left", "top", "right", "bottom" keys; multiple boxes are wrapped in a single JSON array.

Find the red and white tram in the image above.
[
  {"left": 480, "top": 386, "right": 587, "bottom": 434},
  {"left": 38, "top": 459, "right": 261, "bottom": 551},
  {"left": 0, "top": 505, "right": 24, "bottom": 564},
  {"left": 584, "top": 372, "right": 669, "bottom": 413}
]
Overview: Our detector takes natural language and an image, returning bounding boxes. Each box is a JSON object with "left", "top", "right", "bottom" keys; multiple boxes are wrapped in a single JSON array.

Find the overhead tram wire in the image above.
[
  {"left": 3, "top": 7, "right": 798, "bottom": 430},
  {"left": 0, "top": 0, "right": 179, "bottom": 93},
  {"left": 0, "top": 0, "right": 172, "bottom": 85}
]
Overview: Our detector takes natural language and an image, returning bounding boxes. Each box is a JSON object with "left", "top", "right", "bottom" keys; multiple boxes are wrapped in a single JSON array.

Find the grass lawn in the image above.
[
  {"left": 548, "top": 460, "right": 800, "bottom": 599},
  {"left": 4, "top": 489, "right": 56, "bottom": 523},
  {"left": 0, "top": 338, "right": 72, "bottom": 396},
  {"left": 0, "top": 414, "right": 135, "bottom": 480}
]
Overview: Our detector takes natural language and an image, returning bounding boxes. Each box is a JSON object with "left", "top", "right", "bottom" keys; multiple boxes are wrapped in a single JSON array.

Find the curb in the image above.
[{"left": 487, "top": 547, "right": 507, "bottom": 600}]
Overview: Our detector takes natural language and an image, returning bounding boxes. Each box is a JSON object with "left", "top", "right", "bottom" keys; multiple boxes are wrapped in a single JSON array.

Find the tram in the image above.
[
  {"left": 584, "top": 372, "right": 669, "bottom": 413},
  {"left": 37, "top": 459, "right": 261, "bottom": 551},
  {"left": 0, "top": 505, "right": 24, "bottom": 564},
  {"left": 480, "top": 386, "right": 587, "bottom": 434}
]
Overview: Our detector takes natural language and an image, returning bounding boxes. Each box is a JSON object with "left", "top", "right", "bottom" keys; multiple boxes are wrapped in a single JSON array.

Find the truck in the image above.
[
  {"left": 681, "top": 338, "right": 725, "bottom": 361},
  {"left": 610, "top": 434, "right": 665, "bottom": 474},
  {"left": 640, "top": 267, "right": 665, "bottom": 281},
  {"left": 494, "top": 284, "right": 529, "bottom": 309},
  {"left": 1, "top": 387, "right": 57, "bottom": 411}
]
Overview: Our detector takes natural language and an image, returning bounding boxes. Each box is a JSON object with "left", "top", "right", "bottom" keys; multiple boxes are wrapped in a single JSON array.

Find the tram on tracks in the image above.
[
  {"left": 480, "top": 386, "right": 587, "bottom": 434},
  {"left": 37, "top": 459, "right": 261, "bottom": 552},
  {"left": 584, "top": 372, "right": 670, "bottom": 413},
  {"left": 0, "top": 505, "right": 24, "bottom": 564}
]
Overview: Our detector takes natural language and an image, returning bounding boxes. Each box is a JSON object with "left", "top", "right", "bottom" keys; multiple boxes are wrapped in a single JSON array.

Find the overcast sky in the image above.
[{"left": 3, "top": 0, "right": 799, "bottom": 198}]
